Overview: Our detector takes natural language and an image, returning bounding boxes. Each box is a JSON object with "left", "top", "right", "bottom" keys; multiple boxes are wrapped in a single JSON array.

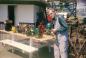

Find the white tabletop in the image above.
[{"left": 0, "top": 39, "right": 38, "bottom": 53}]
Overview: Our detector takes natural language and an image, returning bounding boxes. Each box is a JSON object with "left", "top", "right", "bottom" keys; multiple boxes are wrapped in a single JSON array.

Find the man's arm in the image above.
[
  {"left": 57, "top": 15, "right": 68, "bottom": 32},
  {"left": 51, "top": 15, "right": 68, "bottom": 33}
]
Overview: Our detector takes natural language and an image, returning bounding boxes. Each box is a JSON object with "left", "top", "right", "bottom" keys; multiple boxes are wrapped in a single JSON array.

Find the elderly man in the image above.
[{"left": 51, "top": 9, "right": 68, "bottom": 58}]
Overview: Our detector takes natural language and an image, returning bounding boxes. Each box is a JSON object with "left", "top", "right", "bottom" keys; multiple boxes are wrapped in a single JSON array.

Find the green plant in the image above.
[{"left": 5, "top": 20, "right": 12, "bottom": 31}]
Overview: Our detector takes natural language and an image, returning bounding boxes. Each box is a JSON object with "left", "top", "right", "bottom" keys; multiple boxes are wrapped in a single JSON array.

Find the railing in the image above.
[{"left": 68, "top": 23, "right": 86, "bottom": 58}]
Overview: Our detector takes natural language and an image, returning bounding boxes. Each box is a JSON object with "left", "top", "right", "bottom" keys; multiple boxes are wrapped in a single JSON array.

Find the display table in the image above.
[
  {"left": 0, "top": 30, "right": 55, "bottom": 58},
  {"left": 0, "top": 30, "right": 55, "bottom": 42},
  {"left": 0, "top": 30, "right": 55, "bottom": 49}
]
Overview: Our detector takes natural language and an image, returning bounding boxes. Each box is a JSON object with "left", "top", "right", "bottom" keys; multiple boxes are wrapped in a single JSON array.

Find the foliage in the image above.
[{"left": 5, "top": 20, "right": 12, "bottom": 31}]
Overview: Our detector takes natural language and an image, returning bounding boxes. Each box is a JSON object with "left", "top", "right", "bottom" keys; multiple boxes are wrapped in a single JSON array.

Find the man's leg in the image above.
[
  {"left": 54, "top": 44, "right": 60, "bottom": 58},
  {"left": 59, "top": 41, "right": 68, "bottom": 58}
]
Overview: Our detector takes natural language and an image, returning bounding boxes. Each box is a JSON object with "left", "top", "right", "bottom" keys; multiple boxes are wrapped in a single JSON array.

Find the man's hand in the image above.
[{"left": 51, "top": 29, "right": 57, "bottom": 34}]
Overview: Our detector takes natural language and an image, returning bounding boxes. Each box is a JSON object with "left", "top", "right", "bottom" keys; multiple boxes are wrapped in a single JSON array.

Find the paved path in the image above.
[{"left": 0, "top": 44, "right": 23, "bottom": 58}]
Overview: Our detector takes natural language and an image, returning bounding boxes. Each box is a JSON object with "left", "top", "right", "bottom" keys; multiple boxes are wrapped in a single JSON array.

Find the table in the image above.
[
  {"left": 0, "top": 30, "right": 55, "bottom": 42},
  {"left": 0, "top": 30, "right": 55, "bottom": 57}
]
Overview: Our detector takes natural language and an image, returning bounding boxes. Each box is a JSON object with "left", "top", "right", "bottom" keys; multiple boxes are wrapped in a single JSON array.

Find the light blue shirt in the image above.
[
  {"left": 54, "top": 15, "right": 68, "bottom": 43},
  {"left": 54, "top": 15, "right": 68, "bottom": 34}
]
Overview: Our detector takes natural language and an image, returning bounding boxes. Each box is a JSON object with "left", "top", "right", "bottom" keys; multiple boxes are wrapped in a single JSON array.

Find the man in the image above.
[{"left": 51, "top": 10, "right": 68, "bottom": 58}]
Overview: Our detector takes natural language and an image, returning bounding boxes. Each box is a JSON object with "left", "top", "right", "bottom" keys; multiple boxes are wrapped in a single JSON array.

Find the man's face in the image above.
[
  {"left": 52, "top": 10, "right": 57, "bottom": 19},
  {"left": 47, "top": 9, "right": 55, "bottom": 19},
  {"left": 51, "top": 11, "right": 55, "bottom": 19}
]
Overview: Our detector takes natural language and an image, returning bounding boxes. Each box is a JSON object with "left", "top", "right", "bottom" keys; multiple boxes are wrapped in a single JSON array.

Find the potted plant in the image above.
[{"left": 5, "top": 20, "right": 12, "bottom": 31}]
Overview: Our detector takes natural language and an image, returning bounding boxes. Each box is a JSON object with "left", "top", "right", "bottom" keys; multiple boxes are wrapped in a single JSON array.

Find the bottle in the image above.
[
  {"left": 38, "top": 22, "right": 45, "bottom": 38},
  {"left": 11, "top": 26, "right": 16, "bottom": 33}
]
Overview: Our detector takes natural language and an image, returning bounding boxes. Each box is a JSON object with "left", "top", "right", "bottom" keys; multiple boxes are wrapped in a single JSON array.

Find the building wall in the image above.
[
  {"left": 77, "top": 0, "right": 86, "bottom": 17},
  {"left": 0, "top": 5, "right": 8, "bottom": 22},
  {"left": 15, "top": 5, "right": 39, "bottom": 26},
  {"left": 34, "top": 5, "right": 39, "bottom": 23},
  {"left": 0, "top": 4, "right": 39, "bottom": 26}
]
